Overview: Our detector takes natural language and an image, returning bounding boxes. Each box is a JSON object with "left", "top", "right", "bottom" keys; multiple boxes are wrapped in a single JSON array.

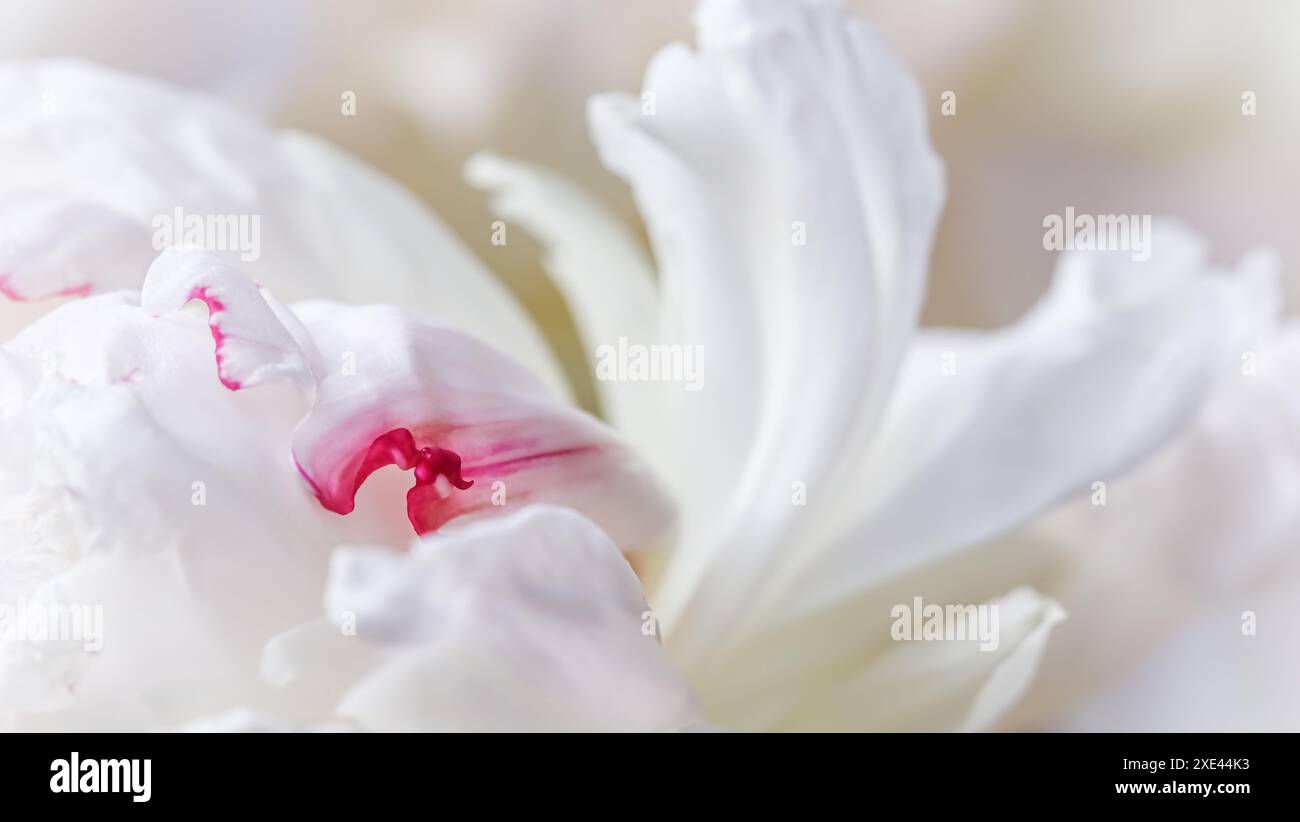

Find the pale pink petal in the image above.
[
  {"left": 138, "top": 251, "right": 673, "bottom": 549},
  {"left": 289, "top": 300, "right": 675, "bottom": 551}
]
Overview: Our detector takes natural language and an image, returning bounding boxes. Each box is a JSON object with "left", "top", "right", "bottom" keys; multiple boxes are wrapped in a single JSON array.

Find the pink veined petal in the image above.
[
  {"left": 142, "top": 247, "right": 315, "bottom": 392},
  {"left": 142, "top": 248, "right": 674, "bottom": 550},
  {"left": 334, "top": 427, "right": 474, "bottom": 533},
  {"left": 289, "top": 299, "right": 675, "bottom": 551}
]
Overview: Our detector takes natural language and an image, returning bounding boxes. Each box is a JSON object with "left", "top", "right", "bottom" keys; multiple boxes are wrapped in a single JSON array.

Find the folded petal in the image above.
[
  {"left": 716, "top": 587, "right": 1063, "bottom": 731},
  {"left": 776, "top": 223, "right": 1277, "bottom": 621},
  {"left": 139, "top": 247, "right": 673, "bottom": 550},
  {"left": 590, "top": 0, "right": 943, "bottom": 664},
  {"left": 142, "top": 247, "right": 314, "bottom": 391},
  {"left": 289, "top": 299, "right": 674, "bottom": 551},
  {"left": 857, "top": 588, "right": 1063, "bottom": 732},
  {"left": 267, "top": 506, "right": 702, "bottom": 732}
]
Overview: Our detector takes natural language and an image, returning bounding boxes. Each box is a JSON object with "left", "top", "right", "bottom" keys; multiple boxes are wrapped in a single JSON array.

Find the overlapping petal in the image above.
[
  {"left": 533, "top": 0, "right": 947, "bottom": 665},
  {"left": 141, "top": 248, "right": 674, "bottom": 551},
  {"left": 0, "top": 61, "right": 565, "bottom": 393},
  {"left": 262, "top": 506, "right": 703, "bottom": 732},
  {"left": 0, "top": 294, "right": 337, "bottom": 729},
  {"left": 773, "top": 223, "right": 1277, "bottom": 622}
]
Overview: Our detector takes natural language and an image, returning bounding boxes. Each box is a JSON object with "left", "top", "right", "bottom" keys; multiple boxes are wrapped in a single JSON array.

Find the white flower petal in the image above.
[
  {"left": 778, "top": 223, "right": 1276, "bottom": 621},
  {"left": 1003, "top": 320, "right": 1300, "bottom": 728},
  {"left": 142, "top": 248, "right": 315, "bottom": 392},
  {"left": 137, "top": 249, "right": 673, "bottom": 550},
  {"left": 587, "top": 0, "right": 944, "bottom": 666},
  {"left": 1046, "top": 588, "right": 1300, "bottom": 732},
  {"left": 0, "top": 61, "right": 564, "bottom": 393},
  {"left": 587, "top": 45, "right": 763, "bottom": 534},
  {"left": 310, "top": 506, "right": 702, "bottom": 732},
  {"left": 0, "top": 296, "right": 339, "bottom": 728},
  {"left": 0, "top": 193, "right": 155, "bottom": 300},
  {"left": 463, "top": 152, "right": 665, "bottom": 457}
]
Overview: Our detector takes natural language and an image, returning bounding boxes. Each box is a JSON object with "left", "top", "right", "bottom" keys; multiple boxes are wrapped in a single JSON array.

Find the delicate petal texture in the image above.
[
  {"left": 1002, "top": 319, "right": 1300, "bottom": 729},
  {"left": 958, "top": 593, "right": 1067, "bottom": 731},
  {"left": 588, "top": 49, "right": 763, "bottom": 535},
  {"left": 586, "top": 0, "right": 944, "bottom": 665},
  {"left": 0, "top": 281, "right": 665, "bottom": 728},
  {"left": 653, "top": 222, "right": 1277, "bottom": 729},
  {"left": 464, "top": 153, "right": 665, "bottom": 455},
  {"left": 132, "top": 247, "right": 672, "bottom": 550},
  {"left": 685, "top": 580, "right": 1064, "bottom": 730},
  {"left": 0, "top": 294, "right": 344, "bottom": 729},
  {"left": 142, "top": 248, "right": 314, "bottom": 391},
  {"left": 773, "top": 223, "right": 1276, "bottom": 622},
  {"left": 288, "top": 300, "right": 675, "bottom": 551},
  {"left": 0, "top": 61, "right": 565, "bottom": 394},
  {"left": 0, "top": 193, "right": 155, "bottom": 300},
  {"left": 274, "top": 506, "right": 703, "bottom": 732}
]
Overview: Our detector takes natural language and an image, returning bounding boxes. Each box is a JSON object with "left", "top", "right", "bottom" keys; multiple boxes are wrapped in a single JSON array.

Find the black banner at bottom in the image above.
[{"left": 0, "top": 732, "right": 1280, "bottom": 809}]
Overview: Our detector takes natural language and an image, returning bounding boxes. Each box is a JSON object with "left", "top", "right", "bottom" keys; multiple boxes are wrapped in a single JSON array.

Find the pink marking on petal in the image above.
[
  {"left": 186, "top": 286, "right": 242, "bottom": 391},
  {"left": 0, "top": 275, "right": 92, "bottom": 301},
  {"left": 308, "top": 427, "right": 474, "bottom": 535},
  {"left": 461, "top": 444, "right": 598, "bottom": 480},
  {"left": 54, "top": 283, "right": 93, "bottom": 298}
]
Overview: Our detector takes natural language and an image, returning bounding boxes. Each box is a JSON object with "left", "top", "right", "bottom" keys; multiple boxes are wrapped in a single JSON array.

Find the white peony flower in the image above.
[{"left": 0, "top": 0, "right": 1276, "bottom": 731}]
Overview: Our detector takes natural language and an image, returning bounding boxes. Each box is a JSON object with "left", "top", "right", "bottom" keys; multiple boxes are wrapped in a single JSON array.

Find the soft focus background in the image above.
[{"left": 5, "top": 0, "right": 1298, "bottom": 729}]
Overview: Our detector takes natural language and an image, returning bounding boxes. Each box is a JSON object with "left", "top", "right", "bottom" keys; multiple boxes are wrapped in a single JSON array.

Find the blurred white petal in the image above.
[
  {"left": 779, "top": 222, "right": 1275, "bottom": 617},
  {"left": 1005, "top": 315, "right": 1300, "bottom": 729},
  {"left": 269, "top": 506, "right": 703, "bottom": 732},
  {"left": 779, "top": 588, "right": 1063, "bottom": 730},
  {"left": 585, "top": 0, "right": 944, "bottom": 669},
  {"left": 1050, "top": 585, "right": 1300, "bottom": 732}
]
